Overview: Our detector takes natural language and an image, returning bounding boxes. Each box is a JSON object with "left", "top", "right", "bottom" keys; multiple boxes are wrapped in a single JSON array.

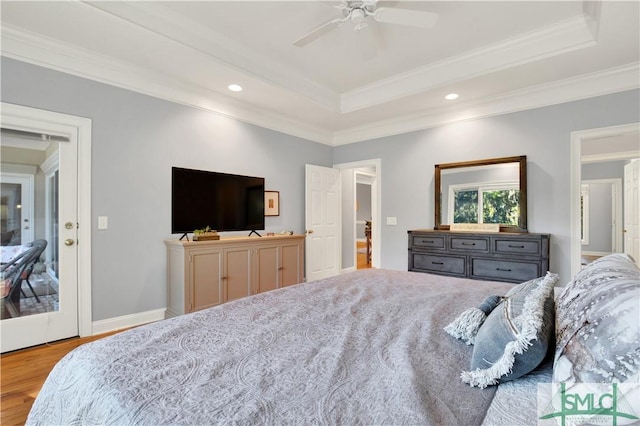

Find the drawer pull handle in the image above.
[
  {"left": 496, "top": 268, "right": 512, "bottom": 272},
  {"left": 508, "top": 245, "right": 525, "bottom": 249},
  {"left": 431, "top": 261, "right": 444, "bottom": 265},
  {"left": 462, "top": 242, "right": 476, "bottom": 246},
  {"left": 421, "top": 240, "right": 434, "bottom": 244}
]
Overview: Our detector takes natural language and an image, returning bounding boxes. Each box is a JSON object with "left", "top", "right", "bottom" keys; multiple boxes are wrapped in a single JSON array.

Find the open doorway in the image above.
[
  {"left": 570, "top": 123, "right": 640, "bottom": 276},
  {"left": 335, "top": 159, "right": 381, "bottom": 272},
  {"left": 356, "top": 174, "right": 373, "bottom": 269}
]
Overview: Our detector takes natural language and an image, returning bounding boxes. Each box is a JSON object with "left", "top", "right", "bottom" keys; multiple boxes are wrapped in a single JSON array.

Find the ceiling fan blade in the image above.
[
  {"left": 293, "top": 17, "right": 345, "bottom": 46},
  {"left": 373, "top": 7, "right": 439, "bottom": 29}
]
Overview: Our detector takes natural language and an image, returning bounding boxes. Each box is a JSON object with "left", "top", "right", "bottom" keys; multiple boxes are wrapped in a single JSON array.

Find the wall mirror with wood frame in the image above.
[{"left": 435, "top": 155, "right": 527, "bottom": 232}]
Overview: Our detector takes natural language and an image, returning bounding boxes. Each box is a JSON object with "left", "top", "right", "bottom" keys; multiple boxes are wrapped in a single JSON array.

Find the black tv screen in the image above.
[{"left": 171, "top": 167, "right": 265, "bottom": 234}]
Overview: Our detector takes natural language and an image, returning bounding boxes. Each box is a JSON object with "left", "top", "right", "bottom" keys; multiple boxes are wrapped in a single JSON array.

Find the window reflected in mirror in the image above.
[
  {"left": 451, "top": 185, "right": 520, "bottom": 225},
  {"left": 442, "top": 162, "right": 520, "bottom": 226}
]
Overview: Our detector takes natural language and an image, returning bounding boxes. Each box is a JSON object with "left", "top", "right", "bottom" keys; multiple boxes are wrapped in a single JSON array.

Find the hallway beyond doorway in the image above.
[{"left": 357, "top": 242, "right": 372, "bottom": 270}]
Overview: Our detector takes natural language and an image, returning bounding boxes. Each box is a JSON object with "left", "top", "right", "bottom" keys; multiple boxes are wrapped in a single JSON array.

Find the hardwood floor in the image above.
[
  {"left": 1, "top": 331, "right": 123, "bottom": 426},
  {"left": 357, "top": 242, "right": 372, "bottom": 270}
]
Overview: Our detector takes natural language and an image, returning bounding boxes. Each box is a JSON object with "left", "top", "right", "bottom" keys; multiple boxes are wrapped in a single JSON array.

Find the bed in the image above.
[{"left": 26, "top": 254, "right": 639, "bottom": 425}]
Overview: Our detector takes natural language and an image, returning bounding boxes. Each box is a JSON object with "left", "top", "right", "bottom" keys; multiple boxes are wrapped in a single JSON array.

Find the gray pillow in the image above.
[{"left": 461, "top": 272, "right": 558, "bottom": 388}]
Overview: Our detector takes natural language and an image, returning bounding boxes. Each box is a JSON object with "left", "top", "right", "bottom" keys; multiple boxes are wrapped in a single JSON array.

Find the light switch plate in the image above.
[
  {"left": 98, "top": 216, "right": 108, "bottom": 230},
  {"left": 386, "top": 216, "right": 397, "bottom": 225}
]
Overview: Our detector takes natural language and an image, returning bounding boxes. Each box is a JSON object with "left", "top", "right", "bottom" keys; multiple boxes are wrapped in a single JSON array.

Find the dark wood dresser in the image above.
[{"left": 408, "top": 230, "right": 550, "bottom": 284}]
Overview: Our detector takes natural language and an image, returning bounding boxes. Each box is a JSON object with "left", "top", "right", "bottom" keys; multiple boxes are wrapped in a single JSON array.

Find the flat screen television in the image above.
[{"left": 171, "top": 167, "right": 265, "bottom": 236}]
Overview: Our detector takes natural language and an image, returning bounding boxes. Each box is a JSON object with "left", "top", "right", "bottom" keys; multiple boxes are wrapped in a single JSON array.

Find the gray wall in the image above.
[
  {"left": 2, "top": 57, "right": 639, "bottom": 320},
  {"left": 581, "top": 182, "right": 613, "bottom": 253},
  {"left": 1, "top": 57, "right": 332, "bottom": 321},
  {"left": 582, "top": 161, "right": 626, "bottom": 181},
  {"left": 333, "top": 89, "right": 640, "bottom": 284}
]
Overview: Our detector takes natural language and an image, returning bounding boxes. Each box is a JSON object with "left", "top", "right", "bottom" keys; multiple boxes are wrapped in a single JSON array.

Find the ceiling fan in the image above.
[{"left": 293, "top": 0, "right": 439, "bottom": 47}]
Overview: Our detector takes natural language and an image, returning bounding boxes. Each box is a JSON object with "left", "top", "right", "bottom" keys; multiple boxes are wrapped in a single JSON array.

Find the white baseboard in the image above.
[
  {"left": 91, "top": 308, "right": 166, "bottom": 336},
  {"left": 341, "top": 266, "right": 357, "bottom": 274}
]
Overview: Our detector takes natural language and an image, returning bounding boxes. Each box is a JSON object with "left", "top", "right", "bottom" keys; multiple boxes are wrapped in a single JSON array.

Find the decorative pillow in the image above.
[
  {"left": 553, "top": 253, "right": 640, "bottom": 386},
  {"left": 444, "top": 294, "right": 503, "bottom": 345},
  {"left": 461, "top": 272, "right": 558, "bottom": 388},
  {"left": 0, "top": 244, "right": 28, "bottom": 264}
]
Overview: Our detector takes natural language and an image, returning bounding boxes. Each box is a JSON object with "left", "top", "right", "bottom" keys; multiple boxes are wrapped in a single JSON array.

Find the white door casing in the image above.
[
  {"left": 624, "top": 159, "right": 640, "bottom": 265},
  {"left": 305, "top": 164, "right": 341, "bottom": 282},
  {"left": 1, "top": 103, "right": 92, "bottom": 352}
]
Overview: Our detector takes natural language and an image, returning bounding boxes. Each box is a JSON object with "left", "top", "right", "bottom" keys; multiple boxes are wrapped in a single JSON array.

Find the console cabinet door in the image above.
[
  {"left": 166, "top": 236, "right": 305, "bottom": 317},
  {"left": 190, "top": 249, "right": 223, "bottom": 312},
  {"left": 255, "top": 245, "right": 279, "bottom": 294},
  {"left": 280, "top": 240, "right": 303, "bottom": 287},
  {"left": 223, "top": 246, "right": 252, "bottom": 302}
]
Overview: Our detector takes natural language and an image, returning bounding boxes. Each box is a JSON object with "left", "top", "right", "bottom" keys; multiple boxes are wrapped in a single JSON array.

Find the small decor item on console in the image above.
[{"left": 193, "top": 226, "right": 220, "bottom": 241}]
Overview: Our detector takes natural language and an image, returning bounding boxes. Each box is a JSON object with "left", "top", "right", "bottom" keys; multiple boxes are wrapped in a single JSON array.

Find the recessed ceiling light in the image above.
[
  {"left": 228, "top": 84, "right": 243, "bottom": 92},
  {"left": 445, "top": 93, "right": 459, "bottom": 100}
]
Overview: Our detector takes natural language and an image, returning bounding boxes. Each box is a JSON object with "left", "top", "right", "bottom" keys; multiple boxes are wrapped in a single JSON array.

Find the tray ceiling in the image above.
[{"left": 1, "top": 1, "right": 638, "bottom": 145}]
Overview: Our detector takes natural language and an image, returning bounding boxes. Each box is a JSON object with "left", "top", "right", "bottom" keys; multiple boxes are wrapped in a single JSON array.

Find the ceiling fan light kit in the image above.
[{"left": 293, "top": 0, "right": 439, "bottom": 47}]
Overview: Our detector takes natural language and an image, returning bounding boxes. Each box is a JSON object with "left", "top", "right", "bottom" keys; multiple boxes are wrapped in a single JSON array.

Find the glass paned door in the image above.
[
  {"left": 1, "top": 122, "right": 78, "bottom": 352},
  {"left": 1, "top": 150, "right": 59, "bottom": 320}
]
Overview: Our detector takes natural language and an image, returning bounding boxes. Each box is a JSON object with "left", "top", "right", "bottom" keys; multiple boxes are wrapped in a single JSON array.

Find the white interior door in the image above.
[
  {"left": 624, "top": 159, "right": 640, "bottom": 264},
  {"left": 1, "top": 104, "right": 91, "bottom": 353},
  {"left": 0, "top": 172, "right": 35, "bottom": 244},
  {"left": 305, "top": 164, "right": 341, "bottom": 282}
]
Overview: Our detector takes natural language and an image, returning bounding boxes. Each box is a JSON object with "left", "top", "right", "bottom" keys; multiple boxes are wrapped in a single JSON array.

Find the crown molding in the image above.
[
  {"left": 2, "top": 24, "right": 637, "bottom": 147},
  {"left": 332, "top": 63, "right": 640, "bottom": 145},
  {"left": 85, "top": 1, "right": 340, "bottom": 112},
  {"left": 1, "top": 24, "right": 333, "bottom": 145},
  {"left": 340, "top": 13, "right": 598, "bottom": 113},
  {"left": 89, "top": 1, "right": 599, "bottom": 116}
]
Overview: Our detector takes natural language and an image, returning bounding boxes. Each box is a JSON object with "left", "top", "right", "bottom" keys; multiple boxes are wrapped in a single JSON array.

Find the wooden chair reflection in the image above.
[{"left": 1, "top": 239, "right": 47, "bottom": 318}]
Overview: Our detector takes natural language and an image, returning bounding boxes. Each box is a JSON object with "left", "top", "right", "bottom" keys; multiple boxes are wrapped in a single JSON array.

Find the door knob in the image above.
[
  {"left": 305, "top": 229, "right": 314, "bottom": 234},
  {"left": 65, "top": 239, "right": 75, "bottom": 246}
]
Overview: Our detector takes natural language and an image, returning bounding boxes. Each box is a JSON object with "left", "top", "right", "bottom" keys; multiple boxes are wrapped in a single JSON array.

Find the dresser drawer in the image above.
[
  {"left": 411, "top": 235, "right": 445, "bottom": 249},
  {"left": 471, "top": 258, "right": 540, "bottom": 283},
  {"left": 450, "top": 237, "right": 489, "bottom": 252},
  {"left": 412, "top": 253, "right": 465, "bottom": 275},
  {"left": 494, "top": 239, "right": 541, "bottom": 255}
]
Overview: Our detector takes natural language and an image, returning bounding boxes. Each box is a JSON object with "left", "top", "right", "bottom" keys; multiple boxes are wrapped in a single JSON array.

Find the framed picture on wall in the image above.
[{"left": 265, "top": 191, "right": 280, "bottom": 216}]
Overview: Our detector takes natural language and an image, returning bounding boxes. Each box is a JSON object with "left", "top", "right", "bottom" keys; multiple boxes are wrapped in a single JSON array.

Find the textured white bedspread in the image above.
[{"left": 27, "top": 269, "right": 517, "bottom": 425}]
